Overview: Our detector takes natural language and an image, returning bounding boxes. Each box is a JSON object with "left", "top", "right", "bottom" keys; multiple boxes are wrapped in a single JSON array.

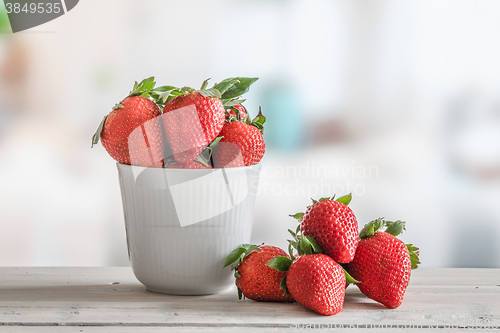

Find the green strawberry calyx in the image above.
[
  {"left": 149, "top": 77, "right": 258, "bottom": 110},
  {"left": 223, "top": 243, "right": 264, "bottom": 300},
  {"left": 289, "top": 193, "right": 352, "bottom": 222},
  {"left": 406, "top": 244, "right": 421, "bottom": 269},
  {"left": 92, "top": 77, "right": 157, "bottom": 147},
  {"left": 223, "top": 243, "right": 263, "bottom": 273},
  {"left": 128, "top": 76, "right": 156, "bottom": 97},
  {"left": 268, "top": 228, "right": 360, "bottom": 294},
  {"left": 91, "top": 115, "right": 107, "bottom": 148},
  {"left": 312, "top": 193, "right": 352, "bottom": 206},
  {"left": 246, "top": 107, "right": 266, "bottom": 134},
  {"left": 226, "top": 104, "right": 248, "bottom": 121},
  {"left": 359, "top": 218, "right": 421, "bottom": 269},
  {"left": 267, "top": 254, "right": 359, "bottom": 295},
  {"left": 359, "top": 218, "right": 405, "bottom": 239},
  {"left": 193, "top": 136, "right": 224, "bottom": 168},
  {"left": 226, "top": 106, "right": 266, "bottom": 135}
]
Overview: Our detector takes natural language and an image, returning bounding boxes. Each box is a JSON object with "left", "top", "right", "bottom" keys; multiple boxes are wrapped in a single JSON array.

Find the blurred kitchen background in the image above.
[{"left": 1, "top": 0, "right": 499, "bottom": 268}]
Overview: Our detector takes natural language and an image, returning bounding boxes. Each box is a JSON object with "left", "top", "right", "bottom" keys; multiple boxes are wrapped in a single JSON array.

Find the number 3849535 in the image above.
[{"left": 5, "top": 2, "right": 62, "bottom": 14}]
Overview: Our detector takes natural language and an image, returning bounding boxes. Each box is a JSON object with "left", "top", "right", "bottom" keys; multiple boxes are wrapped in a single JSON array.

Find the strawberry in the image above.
[
  {"left": 291, "top": 194, "right": 358, "bottom": 264},
  {"left": 223, "top": 244, "right": 294, "bottom": 302},
  {"left": 226, "top": 104, "right": 247, "bottom": 120},
  {"left": 287, "top": 254, "right": 345, "bottom": 315},
  {"left": 161, "top": 78, "right": 258, "bottom": 164},
  {"left": 268, "top": 231, "right": 359, "bottom": 315},
  {"left": 212, "top": 109, "right": 266, "bottom": 168},
  {"left": 347, "top": 218, "right": 420, "bottom": 309},
  {"left": 92, "top": 77, "right": 164, "bottom": 168},
  {"left": 267, "top": 253, "right": 347, "bottom": 316},
  {"left": 162, "top": 90, "right": 225, "bottom": 164}
]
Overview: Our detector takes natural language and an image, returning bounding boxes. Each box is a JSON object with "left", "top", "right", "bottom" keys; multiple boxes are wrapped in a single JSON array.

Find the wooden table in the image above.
[{"left": 0, "top": 267, "right": 499, "bottom": 332}]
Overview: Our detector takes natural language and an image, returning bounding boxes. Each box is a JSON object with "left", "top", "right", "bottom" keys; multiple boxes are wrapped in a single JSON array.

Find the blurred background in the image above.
[{"left": 1, "top": 0, "right": 499, "bottom": 268}]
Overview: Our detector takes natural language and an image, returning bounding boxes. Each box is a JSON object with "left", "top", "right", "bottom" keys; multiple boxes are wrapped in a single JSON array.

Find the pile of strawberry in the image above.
[
  {"left": 92, "top": 77, "right": 266, "bottom": 169},
  {"left": 224, "top": 194, "right": 421, "bottom": 315}
]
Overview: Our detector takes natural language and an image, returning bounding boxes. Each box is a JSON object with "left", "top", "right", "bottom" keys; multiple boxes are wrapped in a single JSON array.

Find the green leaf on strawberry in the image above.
[
  {"left": 223, "top": 244, "right": 252, "bottom": 268},
  {"left": 213, "top": 78, "right": 239, "bottom": 96},
  {"left": 406, "top": 244, "right": 421, "bottom": 269},
  {"left": 303, "top": 236, "right": 322, "bottom": 254},
  {"left": 358, "top": 218, "right": 421, "bottom": 270},
  {"left": 217, "top": 77, "right": 258, "bottom": 99},
  {"left": 385, "top": 220, "right": 406, "bottom": 237},
  {"left": 342, "top": 266, "right": 361, "bottom": 284},
  {"left": 289, "top": 212, "right": 304, "bottom": 220},
  {"left": 359, "top": 217, "right": 386, "bottom": 239},
  {"left": 299, "top": 237, "right": 313, "bottom": 255},
  {"left": 360, "top": 218, "right": 407, "bottom": 239},
  {"left": 336, "top": 193, "right": 352, "bottom": 206},
  {"left": 151, "top": 85, "right": 179, "bottom": 93},
  {"left": 287, "top": 242, "right": 296, "bottom": 261},
  {"left": 198, "top": 88, "right": 222, "bottom": 99},
  {"left": 223, "top": 243, "right": 262, "bottom": 268},
  {"left": 244, "top": 107, "right": 266, "bottom": 134},
  {"left": 280, "top": 275, "right": 289, "bottom": 295},
  {"left": 222, "top": 98, "right": 246, "bottom": 108},
  {"left": 266, "top": 256, "right": 293, "bottom": 272},
  {"left": 91, "top": 115, "right": 108, "bottom": 147},
  {"left": 129, "top": 76, "right": 156, "bottom": 97},
  {"left": 180, "top": 86, "right": 196, "bottom": 93}
]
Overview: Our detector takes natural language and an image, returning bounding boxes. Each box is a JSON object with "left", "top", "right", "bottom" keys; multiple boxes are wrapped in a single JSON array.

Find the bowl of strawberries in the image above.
[{"left": 92, "top": 77, "right": 266, "bottom": 295}]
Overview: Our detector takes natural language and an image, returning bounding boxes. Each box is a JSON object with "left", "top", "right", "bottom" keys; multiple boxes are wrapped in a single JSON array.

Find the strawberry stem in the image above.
[{"left": 200, "top": 78, "right": 210, "bottom": 90}]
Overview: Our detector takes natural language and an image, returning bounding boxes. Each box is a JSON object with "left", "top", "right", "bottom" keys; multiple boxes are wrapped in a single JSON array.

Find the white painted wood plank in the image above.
[
  {"left": 0, "top": 267, "right": 499, "bottom": 330},
  {"left": 0, "top": 328, "right": 475, "bottom": 333}
]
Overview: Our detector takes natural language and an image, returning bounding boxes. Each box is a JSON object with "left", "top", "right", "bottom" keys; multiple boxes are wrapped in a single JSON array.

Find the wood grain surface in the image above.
[{"left": 0, "top": 267, "right": 499, "bottom": 332}]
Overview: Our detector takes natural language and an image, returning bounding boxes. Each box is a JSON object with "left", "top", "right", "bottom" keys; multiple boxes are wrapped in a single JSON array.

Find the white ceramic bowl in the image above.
[{"left": 116, "top": 163, "right": 261, "bottom": 295}]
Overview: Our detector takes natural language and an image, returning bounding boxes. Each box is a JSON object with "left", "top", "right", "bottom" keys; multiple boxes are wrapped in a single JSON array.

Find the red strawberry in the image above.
[
  {"left": 163, "top": 91, "right": 225, "bottom": 164},
  {"left": 267, "top": 254, "right": 346, "bottom": 316},
  {"left": 223, "top": 244, "right": 294, "bottom": 302},
  {"left": 213, "top": 109, "right": 266, "bottom": 168},
  {"left": 347, "top": 219, "right": 420, "bottom": 309},
  {"left": 226, "top": 104, "right": 247, "bottom": 120},
  {"left": 287, "top": 254, "right": 346, "bottom": 315},
  {"left": 92, "top": 77, "right": 165, "bottom": 168},
  {"left": 293, "top": 194, "right": 358, "bottom": 264},
  {"left": 165, "top": 161, "right": 213, "bottom": 169}
]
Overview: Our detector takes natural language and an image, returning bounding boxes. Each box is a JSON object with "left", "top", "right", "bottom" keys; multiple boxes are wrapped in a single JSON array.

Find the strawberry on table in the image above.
[
  {"left": 267, "top": 231, "right": 358, "bottom": 315},
  {"left": 291, "top": 194, "right": 359, "bottom": 264},
  {"left": 285, "top": 254, "right": 345, "bottom": 316},
  {"left": 213, "top": 108, "right": 266, "bottom": 168},
  {"left": 347, "top": 218, "right": 420, "bottom": 309},
  {"left": 92, "top": 77, "right": 164, "bottom": 168},
  {"left": 223, "top": 244, "right": 294, "bottom": 302},
  {"left": 266, "top": 236, "right": 357, "bottom": 316}
]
